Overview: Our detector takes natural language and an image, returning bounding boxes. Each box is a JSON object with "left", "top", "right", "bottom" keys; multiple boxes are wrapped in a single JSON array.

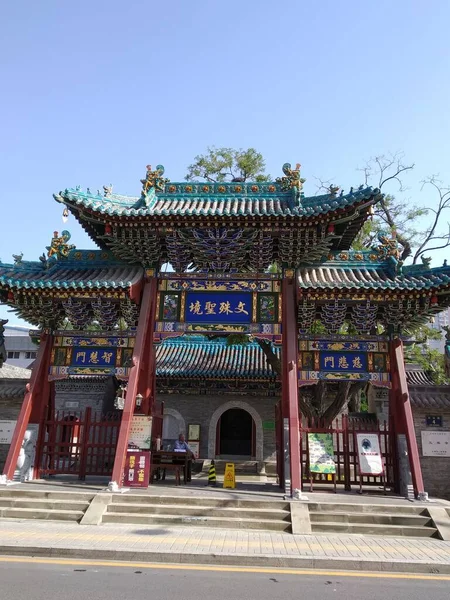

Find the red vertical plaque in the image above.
[{"left": 124, "top": 451, "right": 150, "bottom": 487}]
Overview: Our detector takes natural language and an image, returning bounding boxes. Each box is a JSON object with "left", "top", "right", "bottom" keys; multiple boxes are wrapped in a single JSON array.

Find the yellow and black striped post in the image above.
[{"left": 207, "top": 460, "right": 217, "bottom": 486}]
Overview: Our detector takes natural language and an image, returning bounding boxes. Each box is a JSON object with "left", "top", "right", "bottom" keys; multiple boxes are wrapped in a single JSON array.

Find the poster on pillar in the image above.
[
  {"left": 307, "top": 433, "right": 336, "bottom": 474},
  {"left": 355, "top": 433, "right": 384, "bottom": 475},
  {"left": 128, "top": 416, "right": 152, "bottom": 450}
]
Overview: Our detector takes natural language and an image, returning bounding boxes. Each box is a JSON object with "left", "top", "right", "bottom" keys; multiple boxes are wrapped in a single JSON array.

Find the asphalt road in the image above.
[{"left": 0, "top": 558, "right": 449, "bottom": 600}]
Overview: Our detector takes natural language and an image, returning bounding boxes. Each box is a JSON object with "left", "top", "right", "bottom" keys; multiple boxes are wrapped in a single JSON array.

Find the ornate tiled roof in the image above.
[
  {"left": 0, "top": 363, "right": 31, "bottom": 399},
  {"left": 405, "top": 364, "right": 436, "bottom": 386},
  {"left": 0, "top": 250, "right": 143, "bottom": 291},
  {"left": 55, "top": 184, "right": 381, "bottom": 219},
  {"left": 405, "top": 363, "right": 450, "bottom": 408},
  {"left": 297, "top": 255, "right": 450, "bottom": 291},
  {"left": 0, "top": 363, "right": 32, "bottom": 379},
  {"left": 155, "top": 336, "right": 278, "bottom": 379}
]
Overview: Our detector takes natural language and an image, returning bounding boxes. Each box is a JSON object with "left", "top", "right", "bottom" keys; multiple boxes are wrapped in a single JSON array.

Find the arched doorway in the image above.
[{"left": 217, "top": 408, "right": 255, "bottom": 457}]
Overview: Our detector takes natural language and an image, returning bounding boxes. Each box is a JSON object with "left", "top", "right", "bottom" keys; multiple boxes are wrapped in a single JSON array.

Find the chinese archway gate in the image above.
[{"left": 1, "top": 162, "right": 449, "bottom": 498}]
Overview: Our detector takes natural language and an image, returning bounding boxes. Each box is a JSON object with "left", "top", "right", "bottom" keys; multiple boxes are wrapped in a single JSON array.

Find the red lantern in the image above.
[
  {"left": 7, "top": 291, "right": 14, "bottom": 301},
  {"left": 105, "top": 224, "right": 112, "bottom": 235},
  {"left": 431, "top": 295, "right": 438, "bottom": 305},
  {"left": 327, "top": 223, "right": 335, "bottom": 234}
]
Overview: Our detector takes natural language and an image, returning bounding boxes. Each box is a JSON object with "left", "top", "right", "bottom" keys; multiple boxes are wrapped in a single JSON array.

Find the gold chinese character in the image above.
[
  {"left": 102, "top": 351, "right": 113, "bottom": 364},
  {"left": 219, "top": 301, "right": 233, "bottom": 315},
  {"left": 324, "top": 356, "right": 334, "bottom": 368},
  {"left": 137, "top": 469, "right": 145, "bottom": 482},
  {"left": 189, "top": 301, "right": 203, "bottom": 315},
  {"left": 129, "top": 456, "right": 136, "bottom": 468},
  {"left": 352, "top": 356, "right": 363, "bottom": 369},
  {"left": 234, "top": 301, "right": 249, "bottom": 315},
  {"left": 204, "top": 301, "right": 217, "bottom": 315},
  {"left": 76, "top": 351, "right": 86, "bottom": 363},
  {"left": 338, "top": 356, "right": 349, "bottom": 369},
  {"left": 89, "top": 351, "right": 99, "bottom": 364}
]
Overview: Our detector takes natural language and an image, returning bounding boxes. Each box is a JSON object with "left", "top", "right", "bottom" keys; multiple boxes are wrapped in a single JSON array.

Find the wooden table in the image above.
[{"left": 150, "top": 451, "right": 192, "bottom": 485}]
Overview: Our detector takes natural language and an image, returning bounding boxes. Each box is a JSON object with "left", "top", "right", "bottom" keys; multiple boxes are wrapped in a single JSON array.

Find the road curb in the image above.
[{"left": 0, "top": 545, "right": 449, "bottom": 575}]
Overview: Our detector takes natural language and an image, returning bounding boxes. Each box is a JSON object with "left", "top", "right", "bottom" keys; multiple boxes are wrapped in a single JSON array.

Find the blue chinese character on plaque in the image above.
[
  {"left": 72, "top": 347, "right": 117, "bottom": 367},
  {"left": 185, "top": 292, "right": 252, "bottom": 324},
  {"left": 320, "top": 352, "right": 368, "bottom": 372}
]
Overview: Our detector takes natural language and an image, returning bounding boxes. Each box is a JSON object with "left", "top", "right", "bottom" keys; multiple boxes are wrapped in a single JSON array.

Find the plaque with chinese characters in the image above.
[
  {"left": 124, "top": 451, "right": 150, "bottom": 487},
  {"left": 298, "top": 338, "right": 390, "bottom": 387},
  {"left": 185, "top": 292, "right": 252, "bottom": 324},
  {"left": 49, "top": 332, "right": 135, "bottom": 379}
]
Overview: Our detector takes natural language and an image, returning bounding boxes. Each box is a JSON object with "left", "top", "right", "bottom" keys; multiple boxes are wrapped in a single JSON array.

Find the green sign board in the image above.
[
  {"left": 263, "top": 420, "right": 275, "bottom": 430},
  {"left": 307, "top": 433, "right": 336, "bottom": 474}
]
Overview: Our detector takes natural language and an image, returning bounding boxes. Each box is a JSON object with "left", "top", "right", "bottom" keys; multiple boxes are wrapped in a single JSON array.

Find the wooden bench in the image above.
[{"left": 150, "top": 451, "right": 190, "bottom": 485}]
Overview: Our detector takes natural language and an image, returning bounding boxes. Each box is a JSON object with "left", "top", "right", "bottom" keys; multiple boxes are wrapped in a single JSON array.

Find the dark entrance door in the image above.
[{"left": 219, "top": 408, "right": 253, "bottom": 456}]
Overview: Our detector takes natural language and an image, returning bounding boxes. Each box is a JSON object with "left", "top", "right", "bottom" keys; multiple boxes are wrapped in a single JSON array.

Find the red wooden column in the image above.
[
  {"left": 2, "top": 331, "right": 53, "bottom": 481},
  {"left": 110, "top": 277, "right": 157, "bottom": 487},
  {"left": 389, "top": 338, "right": 424, "bottom": 497},
  {"left": 281, "top": 275, "right": 301, "bottom": 493},
  {"left": 137, "top": 277, "right": 158, "bottom": 416}
]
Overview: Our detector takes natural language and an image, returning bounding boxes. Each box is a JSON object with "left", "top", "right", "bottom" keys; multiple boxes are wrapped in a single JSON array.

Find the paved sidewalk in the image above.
[{"left": 0, "top": 520, "right": 450, "bottom": 574}]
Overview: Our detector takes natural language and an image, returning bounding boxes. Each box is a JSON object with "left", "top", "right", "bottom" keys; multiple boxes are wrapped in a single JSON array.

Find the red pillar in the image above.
[
  {"left": 137, "top": 278, "right": 158, "bottom": 416},
  {"left": 390, "top": 338, "right": 424, "bottom": 497},
  {"left": 282, "top": 276, "right": 301, "bottom": 493},
  {"left": 2, "top": 331, "right": 53, "bottom": 481},
  {"left": 110, "top": 277, "right": 157, "bottom": 486}
]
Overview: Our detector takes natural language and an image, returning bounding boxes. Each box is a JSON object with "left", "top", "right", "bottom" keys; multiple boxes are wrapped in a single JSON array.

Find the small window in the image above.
[
  {"left": 25, "top": 351, "right": 37, "bottom": 359},
  {"left": 7, "top": 351, "right": 20, "bottom": 359}
]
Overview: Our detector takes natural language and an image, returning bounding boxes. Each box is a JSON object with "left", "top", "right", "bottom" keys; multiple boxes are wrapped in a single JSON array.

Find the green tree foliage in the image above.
[
  {"left": 350, "top": 154, "right": 450, "bottom": 263},
  {"left": 185, "top": 147, "right": 270, "bottom": 183},
  {"left": 405, "top": 345, "right": 449, "bottom": 385}
]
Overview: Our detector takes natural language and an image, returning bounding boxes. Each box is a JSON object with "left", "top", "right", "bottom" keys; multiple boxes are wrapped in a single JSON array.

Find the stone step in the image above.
[
  {"left": 0, "top": 499, "right": 90, "bottom": 511},
  {"left": 0, "top": 489, "right": 95, "bottom": 503},
  {"left": 0, "top": 507, "right": 85, "bottom": 521},
  {"left": 102, "top": 511, "right": 291, "bottom": 532},
  {"left": 309, "top": 511, "right": 432, "bottom": 527},
  {"left": 307, "top": 502, "right": 430, "bottom": 516},
  {"left": 107, "top": 502, "right": 290, "bottom": 521},
  {"left": 110, "top": 494, "right": 290, "bottom": 511},
  {"left": 310, "top": 521, "right": 440, "bottom": 538}
]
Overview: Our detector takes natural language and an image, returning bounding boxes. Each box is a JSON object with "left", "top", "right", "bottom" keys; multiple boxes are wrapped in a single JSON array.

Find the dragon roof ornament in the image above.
[
  {"left": 140, "top": 164, "right": 169, "bottom": 196},
  {"left": 275, "top": 163, "right": 305, "bottom": 195}
]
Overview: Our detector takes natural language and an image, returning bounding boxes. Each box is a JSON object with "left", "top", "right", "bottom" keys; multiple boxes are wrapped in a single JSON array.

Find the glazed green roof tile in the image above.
[
  {"left": 55, "top": 184, "right": 381, "bottom": 219},
  {"left": 297, "top": 260, "right": 450, "bottom": 291},
  {"left": 0, "top": 250, "right": 143, "bottom": 291},
  {"left": 155, "top": 336, "right": 278, "bottom": 379}
]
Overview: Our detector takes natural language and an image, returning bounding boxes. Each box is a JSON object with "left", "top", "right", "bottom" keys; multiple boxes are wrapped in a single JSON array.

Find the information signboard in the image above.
[{"left": 355, "top": 433, "right": 384, "bottom": 475}]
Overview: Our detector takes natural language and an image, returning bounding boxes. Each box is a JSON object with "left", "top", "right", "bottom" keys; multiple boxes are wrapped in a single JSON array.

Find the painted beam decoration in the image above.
[
  {"left": 298, "top": 338, "right": 390, "bottom": 387},
  {"left": 49, "top": 332, "right": 135, "bottom": 379},
  {"left": 155, "top": 276, "right": 282, "bottom": 340}
]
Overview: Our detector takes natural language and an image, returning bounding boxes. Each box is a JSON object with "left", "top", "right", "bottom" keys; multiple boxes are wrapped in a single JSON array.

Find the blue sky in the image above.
[{"left": 1, "top": 1, "right": 450, "bottom": 325}]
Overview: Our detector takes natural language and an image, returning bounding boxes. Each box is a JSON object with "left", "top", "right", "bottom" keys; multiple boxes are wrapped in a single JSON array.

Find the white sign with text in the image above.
[
  {"left": 421, "top": 431, "right": 450, "bottom": 457},
  {"left": 356, "top": 433, "right": 384, "bottom": 475}
]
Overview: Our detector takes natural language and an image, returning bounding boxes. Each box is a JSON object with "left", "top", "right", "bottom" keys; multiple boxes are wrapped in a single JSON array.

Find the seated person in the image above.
[{"left": 173, "top": 433, "right": 195, "bottom": 481}]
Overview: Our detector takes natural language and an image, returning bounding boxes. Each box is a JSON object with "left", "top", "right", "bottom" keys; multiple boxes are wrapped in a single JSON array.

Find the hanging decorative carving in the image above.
[
  {"left": 321, "top": 301, "right": 347, "bottom": 334},
  {"left": 351, "top": 301, "right": 378, "bottom": 334},
  {"left": 62, "top": 298, "right": 92, "bottom": 330},
  {"left": 297, "top": 300, "right": 317, "bottom": 334},
  {"left": 91, "top": 298, "right": 119, "bottom": 329},
  {"left": 120, "top": 298, "right": 140, "bottom": 328}
]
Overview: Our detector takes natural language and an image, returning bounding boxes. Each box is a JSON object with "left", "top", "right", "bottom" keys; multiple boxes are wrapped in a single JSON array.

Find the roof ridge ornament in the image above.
[
  {"left": 370, "top": 230, "right": 403, "bottom": 275},
  {"left": 46, "top": 230, "right": 76, "bottom": 262},
  {"left": 276, "top": 163, "right": 305, "bottom": 196},
  {"left": 140, "top": 164, "right": 169, "bottom": 197}
]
